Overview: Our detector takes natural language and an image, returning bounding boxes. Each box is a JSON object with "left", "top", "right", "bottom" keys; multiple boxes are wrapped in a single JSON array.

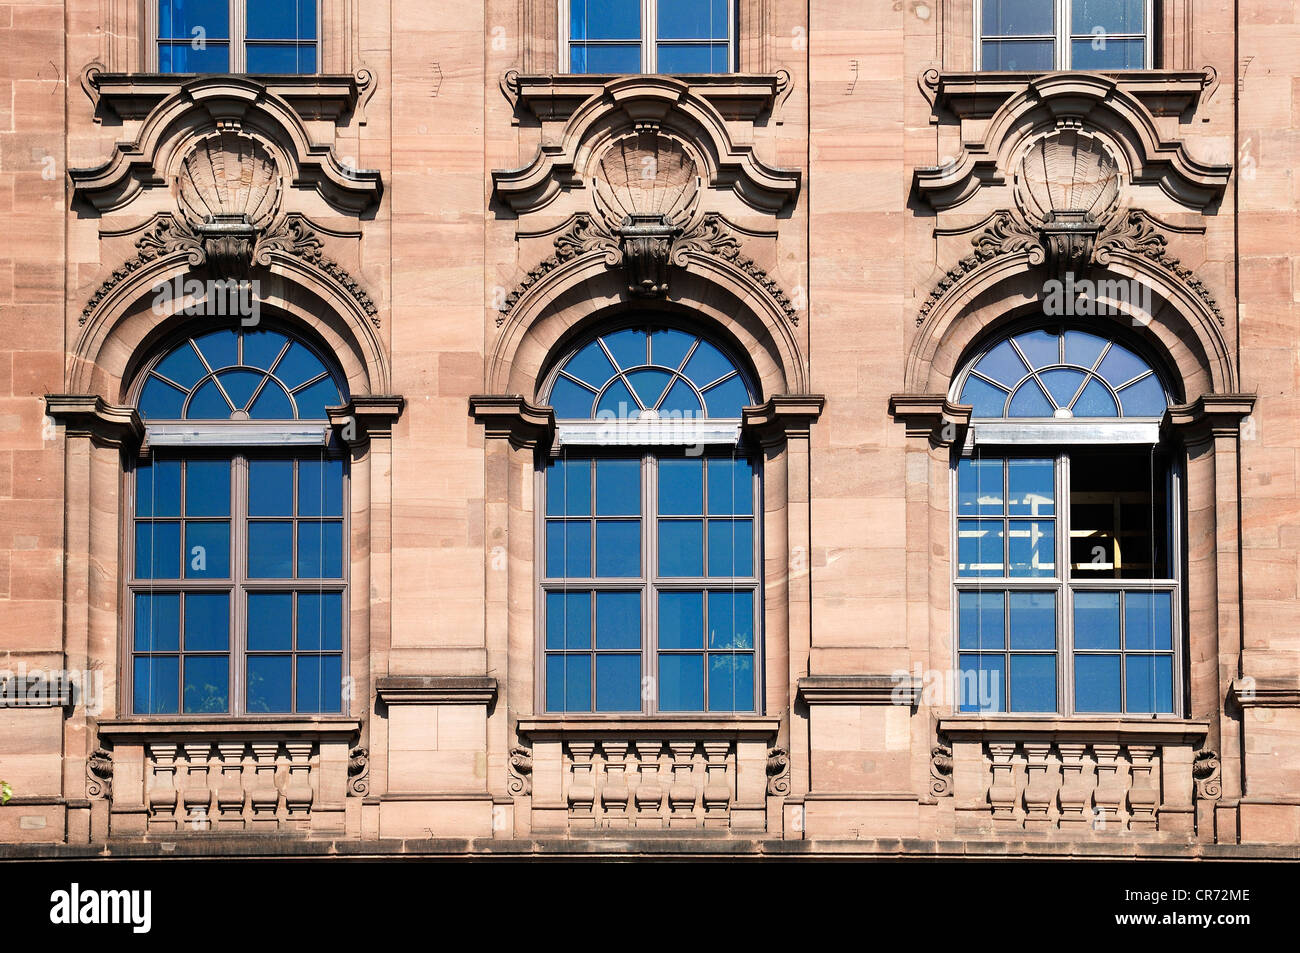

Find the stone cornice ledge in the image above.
[
  {"left": 97, "top": 717, "right": 361, "bottom": 738},
  {"left": 938, "top": 717, "right": 1209, "bottom": 743},
  {"left": 375, "top": 676, "right": 498, "bottom": 706},
  {"left": 741, "top": 395, "right": 825, "bottom": 445},
  {"left": 85, "top": 71, "right": 366, "bottom": 122},
  {"left": 327, "top": 395, "right": 406, "bottom": 440},
  {"left": 517, "top": 716, "right": 780, "bottom": 737},
  {"left": 888, "top": 394, "right": 972, "bottom": 447},
  {"left": 929, "top": 70, "right": 1212, "bottom": 120},
  {"left": 510, "top": 72, "right": 788, "bottom": 123},
  {"left": 1230, "top": 677, "right": 1300, "bottom": 709},
  {"left": 468, "top": 395, "right": 556, "bottom": 450},
  {"left": 45, "top": 395, "right": 144, "bottom": 450},
  {"left": 1162, "top": 393, "right": 1257, "bottom": 445},
  {"left": 798, "top": 675, "right": 922, "bottom": 707}
]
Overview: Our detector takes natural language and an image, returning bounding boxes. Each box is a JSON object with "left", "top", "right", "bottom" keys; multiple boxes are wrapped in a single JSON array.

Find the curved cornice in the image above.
[
  {"left": 69, "top": 76, "right": 382, "bottom": 215},
  {"left": 493, "top": 75, "right": 800, "bottom": 216},
  {"left": 913, "top": 72, "right": 1231, "bottom": 212}
]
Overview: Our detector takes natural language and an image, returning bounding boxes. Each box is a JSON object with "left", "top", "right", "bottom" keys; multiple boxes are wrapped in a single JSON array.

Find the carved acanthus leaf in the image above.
[
  {"left": 916, "top": 211, "right": 1043, "bottom": 327},
  {"left": 347, "top": 745, "right": 369, "bottom": 797},
  {"left": 766, "top": 746, "right": 790, "bottom": 796},
  {"left": 1095, "top": 210, "right": 1225, "bottom": 325},
  {"left": 930, "top": 743, "right": 954, "bottom": 798},
  {"left": 507, "top": 744, "right": 533, "bottom": 797},
  {"left": 1193, "top": 747, "right": 1221, "bottom": 801},
  {"left": 253, "top": 214, "right": 379, "bottom": 325},
  {"left": 673, "top": 213, "right": 799, "bottom": 324},
  {"left": 86, "top": 746, "right": 113, "bottom": 800},
  {"left": 80, "top": 215, "right": 206, "bottom": 325}
]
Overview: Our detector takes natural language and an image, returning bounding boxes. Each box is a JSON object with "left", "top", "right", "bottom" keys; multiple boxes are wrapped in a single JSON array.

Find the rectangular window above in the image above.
[
  {"left": 977, "top": 0, "right": 1152, "bottom": 71},
  {"left": 154, "top": 1, "right": 318, "bottom": 74},
  {"left": 563, "top": 0, "right": 734, "bottom": 74}
]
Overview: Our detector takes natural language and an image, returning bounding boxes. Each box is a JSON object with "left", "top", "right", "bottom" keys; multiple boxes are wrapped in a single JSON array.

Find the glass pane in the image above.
[
  {"left": 981, "top": 39, "right": 1054, "bottom": 70},
  {"left": 155, "top": 342, "right": 207, "bottom": 389},
  {"left": 595, "top": 377, "right": 639, "bottom": 419},
  {"left": 625, "top": 368, "right": 673, "bottom": 409},
  {"left": 1096, "top": 342, "right": 1150, "bottom": 388},
  {"left": 1009, "top": 591, "right": 1055, "bottom": 649},
  {"left": 959, "top": 376, "right": 1010, "bottom": 417},
  {"left": 958, "top": 591, "right": 1004, "bottom": 650},
  {"left": 656, "top": 43, "right": 729, "bottom": 73},
  {"left": 550, "top": 376, "right": 597, "bottom": 418},
  {"left": 596, "top": 591, "right": 640, "bottom": 649},
  {"left": 1075, "top": 654, "right": 1122, "bottom": 712},
  {"left": 246, "top": 655, "right": 292, "bottom": 712},
  {"left": 958, "top": 458, "right": 1003, "bottom": 515},
  {"left": 547, "top": 591, "right": 591, "bottom": 650},
  {"left": 973, "top": 339, "right": 1030, "bottom": 387},
  {"left": 595, "top": 520, "right": 640, "bottom": 577},
  {"left": 1070, "top": 36, "right": 1144, "bottom": 70},
  {"left": 159, "top": 0, "right": 230, "bottom": 38},
  {"left": 564, "top": 341, "right": 618, "bottom": 388},
  {"left": 248, "top": 592, "right": 293, "bottom": 651},
  {"left": 708, "top": 590, "right": 754, "bottom": 649},
  {"left": 185, "top": 459, "right": 230, "bottom": 516},
  {"left": 134, "top": 592, "right": 180, "bottom": 651},
  {"left": 186, "top": 378, "right": 233, "bottom": 418},
  {"left": 707, "top": 458, "right": 753, "bottom": 515},
  {"left": 248, "top": 521, "right": 293, "bottom": 577},
  {"left": 298, "top": 591, "right": 343, "bottom": 650},
  {"left": 298, "top": 458, "right": 344, "bottom": 517},
  {"left": 700, "top": 376, "right": 750, "bottom": 418},
  {"left": 546, "top": 654, "right": 591, "bottom": 712},
  {"left": 275, "top": 342, "right": 328, "bottom": 390},
  {"left": 216, "top": 369, "right": 263, "bottom": 411},
  {"left": 1008, "top": 520, "right": 1054, "bottom": 576},
  {"left": 659, "top": 591, "right": 703, "bottom": 649},
  {"left": 1040, "top": 368, "right": 1088, "bottom": 410},
  {"left": 658, "top": 653, "right": 704, "bottom": 711},
  {"left": 958, "top": 654, "right": 1005, "bottom": 713},
  {"left": 1072, "top": 0, "right": 1144, "bottom": 34},
  {"left": 134, "top": 656, "right": 179, "bottom": 714},
  {"left": 242, "top": 330, "right": 289, "bottom": 370},
  {"left": 296, "top": 655, "right": 342, "bottom": 713},
  {"left": 957, "top": 519, "right": 1004, "bottom": 576},
  {"left": 1125, "top": 590, "right": 1172, "bottom": 650},
  {"left": 570, "top": 43, "right": 642, "bottom": 73},
  {"left": 1074, "top": 378, "right": 1119, "bottom": 417},
  {"left": 193, "top": 329, "right": 239, "bottom": 370},
  {"left": 658, "top": 459, "right": 703, "bottom": 515},
  {"left": 137, "top": 459, "right": 181, "bottom": 517},
  {"left": 1074, "top": 590, "right": 1121, "bottom": 649},
  {"left": 547, "top": 458, "right": 592, "bottom": 517},
  {"left": 601, "top": 329, "right": 647, "bottom": 369},
  {"left": 708, "top": 654, "right": 754, "bottom": 712},
  {"left": 658, "top": 0, "right": 728, "bottom": 39},
  {"left": 136, "top": 521, "right": 181, "bottom": 579},
  {"left": 1064, "top": 330, "right": 1108, "bottom": 369},
  {"left": 649, "top": 328, "right": 695, "bottom": 369},
  {"left": 247, "top": 0, "right": 316, "bottom": 38},
  {"left": 682, "top": 339, "right": 735, "bottom": 388},
  {"left": 1009, "top": 655, "right": 1056, "bottom": 712},
  {"left": 184, "top": 592, "right": 229, "bottom": 651},
  {"left": 596, "top": 459, "right": 640, "bottom": 515},
  {"left": 185, "top": 520, "right": 230, "bottom": 578},
  {"left": 297, "top": 521, "right": 343, "bottom": 577},
  {"left": 1014, "top": 329, "right": 1059, "bottom": 369},
  {"left": 249, "top": 460, "right": 294, "bottom": 516},
  {"left": 659, "top": 519, "right": 703, "bottom": 576},
  {"left": 546, "top": 520, "right": 591, "bottom": 577},
  {"left": 1126, "top": 655, "right": 1173, "bottom": 713},
  {"left": 1008, "top": 459, "right": 1054, "bottom": 516},
  {"left": 595, "top": 654, "right": 640, "bottom": 711},
  {"left": 1008, "top": 378, "right": 1054, "bottom": 416},
  {"left": 707, "top": 518, "right": 753, "bottom": 577},
  {"left": 183, "top": 655, "right": 228, "bottom": 713},
  {"left": 293, "top": 376, "right": 341, "bottom": 419},
  {"left": 658, "top": 379, "right": 704, "bottom": 417},
  {"left": 139, "top": 377, "right": 189, "bottom": 419},
  {"left": 1117, "top": 374, "right": 1166, "bottom": 416},
  {"left": 246, "top": 43, "right": 317, "bottom": 75},
  {"left": 158, "top": 40, "right": 231, "bottom": 73},
  {"left": 570, "top": 0, "right": 641, "bottom": 40},
  {"left": 982, "top": 0, "right": 1053, "bottom": 36}
]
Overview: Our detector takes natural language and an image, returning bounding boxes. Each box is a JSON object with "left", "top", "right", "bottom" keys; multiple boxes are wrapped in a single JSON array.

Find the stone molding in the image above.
[
  {"left": 937, "top": 718, "right": 1210, "bottom": 744},
  {"left": 797, "top": 675, "right": 922, "bottom": 707},
  {"left": 468, "top": 395, "right": 556, "bottom": 451},
  {"left": 741, "top": 395, "right": 825, "bottom": 447},
  {"left": 516, "top": 716, "right": 781, "bottom": 737},
  {"left": 83, "top": 70, "right": 370, "bottom": 123},
  {"left": 97, "top": 718, "right": 363, "bottom": 739},
  {"left": 887, "top": 393, "right": 971, "bottom": 447},
  {"left": 1229, "top": 678, "right": 1300, "bottom": 709},
  {"left": 1162, "top": 394, "right": 1257, "bottom": 448},
  {"left": 44, "top": 395, "right": 144, "bottom": 451},
  {"left": 327, "top": 396, "right": 407, "bottom": 443},
  {"left": 374, "top": 676, "right": 499, "bottom": 706}
]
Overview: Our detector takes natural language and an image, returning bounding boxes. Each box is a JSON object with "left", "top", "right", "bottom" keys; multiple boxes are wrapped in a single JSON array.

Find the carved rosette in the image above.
[
  {"left": 766, "top": 746, "right": 790, "bottom": 797},
  {"left": 507, "top": 744, "right": 533, "bottom": 797},
  {"left": 86, "top": 747, "right": 113, "bottom": 800},
  {"left": 930, "top": 743, "right": 954, "bottom": 798},
  {"left": 347, "top": 745, "right": 369, "bottom": 797}
]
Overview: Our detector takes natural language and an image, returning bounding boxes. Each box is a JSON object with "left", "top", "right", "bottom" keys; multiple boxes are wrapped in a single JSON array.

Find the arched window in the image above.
[
  {"left": 950, "top": 323, "right": 1180, "bottom": 717},
  {"left": 129, "top": 326, "right": 348, "bottom": 715},
  {"left": 540, "top": 323, "right": 760, "bottom": 713}
]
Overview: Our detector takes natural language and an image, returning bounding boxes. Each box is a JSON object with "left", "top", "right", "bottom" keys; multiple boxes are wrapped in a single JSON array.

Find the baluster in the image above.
[
  {"left": 600, "top": 741, "right": 631, "bottom": 829},
  {"left": 215, "top": 742, "right": 247, "bottom": 830},
  {"left": 283, "top": 741, "right": 315, "bottom": 826},
  {"left": 987, "top": 743, "right": 1019, "bottom": 827},
  {"left": 667, "top": 741, "right": 699, "bottom": 828},
  {"left": 567, "top": 741, "right": 597, "bottom": 829},
  {"left": 634, "top": 740, "right": 664, "bottom": 829},
  {"left": 701, "top": 741, "right": 732, "bottom": 828},
  {"left": 1092, "top": 744, "right": 1126, "bottom": 832},
  {"left": 1022, "top": 742, "right": 1055, "bottom": 829},
  {"left": 1127, "top": 744, "right": 1159, "bottom": 831},
  {"left": 249, "top": 742, "right": 282, "bottom": 830},
  {"left": 182, "top": 742, "right": 213, "bottom": 831},
  {"left": 1057, "top": 742, "right": 1092, "bottom": 830},
  {"left": 147, "top": 743, "right": 179, "bottom": 830}
]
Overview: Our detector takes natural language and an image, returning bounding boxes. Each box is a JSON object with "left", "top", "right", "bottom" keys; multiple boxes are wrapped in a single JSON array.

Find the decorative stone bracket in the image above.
[{"left": 887, "top": 394, "right": 972, "bottom": 448}]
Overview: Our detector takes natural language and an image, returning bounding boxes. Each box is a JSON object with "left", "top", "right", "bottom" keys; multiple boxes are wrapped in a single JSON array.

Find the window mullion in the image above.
[
  {"left": 1058, "top": 0, "right": 1069, "bottom": 69},
  {"left": 644, "top": 0, "right": 654, "bottom": 74},
  {"left": 645, "top": 451, "right": 656, "bottom": 713},
  {"left": 231, "top": 1, "right": 246, "bottom": 74}
]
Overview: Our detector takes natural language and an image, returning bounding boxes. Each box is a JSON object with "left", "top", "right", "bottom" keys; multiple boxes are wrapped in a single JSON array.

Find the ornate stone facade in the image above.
[{"left": 0, "top": 1, "right": 1296, "bottom": 859}]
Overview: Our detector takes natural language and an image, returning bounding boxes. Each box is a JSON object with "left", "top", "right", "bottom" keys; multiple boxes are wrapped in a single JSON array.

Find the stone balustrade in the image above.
[
  {"left": 515, "top": 718, "right": 782, "bottom": 834},
  {"left": 936, "top": 719, "right": 1211, "bottom": 835}
]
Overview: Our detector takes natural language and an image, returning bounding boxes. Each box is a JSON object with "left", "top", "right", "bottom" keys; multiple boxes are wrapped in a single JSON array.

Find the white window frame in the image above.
[
  {"left": 974, "top": 0, "right": 1154, "bottom": 71},
  {"left": 147, "top": 0, "right": 321, "bottom": 74},
  {"left": 558, "top": 0, "right": 736, "bottom": 74}
]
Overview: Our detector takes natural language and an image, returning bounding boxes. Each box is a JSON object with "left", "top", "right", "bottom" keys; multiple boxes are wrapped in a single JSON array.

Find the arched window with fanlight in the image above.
[
  {"left": 540, "top": 322, "right": 760, "bottom": 714},
  {"left": 950, "top": 323, "right": 1182, "bottom": 717},
  {"left": 129, "top": 325, "right": 348, "bottom": 715}
]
